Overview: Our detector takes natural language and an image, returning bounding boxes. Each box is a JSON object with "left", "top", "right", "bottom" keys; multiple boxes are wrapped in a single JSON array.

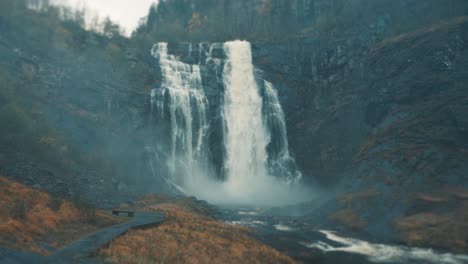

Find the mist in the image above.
[{"left": 181, "top": 165, "right": 314, "bottom": 206}]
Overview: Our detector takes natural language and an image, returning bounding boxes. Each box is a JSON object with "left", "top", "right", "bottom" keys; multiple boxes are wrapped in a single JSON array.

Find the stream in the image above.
[{"left": 221, "top": 207, "right": 468, "bottom": 264}]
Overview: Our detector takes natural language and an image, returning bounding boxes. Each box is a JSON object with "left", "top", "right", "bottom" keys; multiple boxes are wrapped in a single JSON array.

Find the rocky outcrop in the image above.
[{"left": 256, "top": 17, "right": 468, "bottom": 247}]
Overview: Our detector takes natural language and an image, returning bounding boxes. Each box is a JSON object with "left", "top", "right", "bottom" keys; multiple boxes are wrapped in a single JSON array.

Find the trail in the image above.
[{"left": 0, "top": 212, "right": 165, "bottom": 264}]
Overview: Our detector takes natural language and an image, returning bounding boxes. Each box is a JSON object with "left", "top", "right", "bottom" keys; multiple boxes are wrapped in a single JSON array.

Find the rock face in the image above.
[
  {"left": 251, "top": 19, "right": 467, "bottom": 186},
  {"left": 154, "top": 17, "right": 468, "bottom": 201},
  {"left": 253, "top": 17, "right": 468, "bottom": 246}
]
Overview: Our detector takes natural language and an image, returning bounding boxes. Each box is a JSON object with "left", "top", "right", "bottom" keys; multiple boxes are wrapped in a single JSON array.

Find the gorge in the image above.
[{"left": 1, "top": 0, "right": 468, "bottom": 263}]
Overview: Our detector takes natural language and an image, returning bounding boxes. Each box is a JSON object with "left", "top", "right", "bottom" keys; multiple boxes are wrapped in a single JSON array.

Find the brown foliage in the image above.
[
  {"left": 337, "top": 189, "right": 380, "bottom": 205},
  {"left": 100, "top": 201, "right": 296, "bottom": 264},
  {"left": 395, "top": 187, "right": 468, "bottom": 252},
  {"left": 329, "top": 209, "right": 367, "bottom": 231},
  {"left": 0, "top": 176, "right": 125, "bottom": 255}
]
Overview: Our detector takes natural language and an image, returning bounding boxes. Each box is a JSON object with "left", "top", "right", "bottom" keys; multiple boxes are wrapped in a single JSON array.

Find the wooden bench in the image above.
[{"left": 112, "top": 210, "right": 135, "bottom": 217}]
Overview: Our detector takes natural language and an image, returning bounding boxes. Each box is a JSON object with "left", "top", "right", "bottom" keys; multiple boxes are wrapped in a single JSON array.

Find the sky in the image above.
[{"left": 50, "top": 0, "right": 159, "bottom": 35}]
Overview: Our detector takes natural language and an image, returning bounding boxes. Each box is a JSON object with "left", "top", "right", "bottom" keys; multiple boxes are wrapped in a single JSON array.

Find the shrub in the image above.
[
  {"left": 48, "top": 196, "right": 63, "bottom": 212},
  {"left": 71, "top": 193, "right": 97, "bottom": 224},
  {"left": 0, "top": 103, "right": 36, "bottom": 148},
  {"left": 9, "top": 192, "right": 39, "bottom": 220},
  {"left": 10, "top": 199, "right": 29, "bottom": 220}
]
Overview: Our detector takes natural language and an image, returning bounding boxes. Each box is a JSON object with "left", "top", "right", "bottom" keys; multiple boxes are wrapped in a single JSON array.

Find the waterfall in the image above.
[
  {"left": 221, "top": 41, "right": 302, "bottom": 185},
  {"left": 149, "top": 41, "right": 307, "bottom": 205},
  {"left": 263, "top": 80, "right": 302, "bottom": 183},
  {"left": 150, "top": 42, "right": 209, "bottom": 192},
  {"left": 222, "top": 40, "right": 270, "bottom": 191},
  {"left": 219, "top": 40, "right": 303, "bottom": 203},
  {"left": 263, "top": 81, "right": 289, "bottom": 158}
]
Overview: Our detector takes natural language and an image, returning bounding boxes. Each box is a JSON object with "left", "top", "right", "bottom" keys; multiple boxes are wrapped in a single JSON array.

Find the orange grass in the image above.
[
  {"left": 100, "top": 201, "right": 297, "bottom": 264},
  {"left": 329, "top": 208, "right": 367, "bottom": 231},
  {"left": 395, "top": 188, "right": 468, "bottom": 252},
  {"left": 395, "top": 208, "right": 468, "bottom": 252},
  {"left": 0, "top": 176, "right": 125, "bottom": 255}
]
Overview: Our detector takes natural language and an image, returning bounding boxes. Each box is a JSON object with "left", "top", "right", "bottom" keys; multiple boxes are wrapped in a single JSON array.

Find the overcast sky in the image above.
[{"left": 51, "top": 0, "right": 159, "bottom": 35}]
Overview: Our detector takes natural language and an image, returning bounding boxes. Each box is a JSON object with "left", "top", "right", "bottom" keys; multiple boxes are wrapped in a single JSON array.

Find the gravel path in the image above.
[{"left": 0, "top": 211, "right": 165, "bottom": 264}]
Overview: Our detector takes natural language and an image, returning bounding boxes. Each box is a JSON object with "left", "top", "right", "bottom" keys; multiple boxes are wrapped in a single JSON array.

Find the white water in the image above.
[
  {"left": 263, "top": 80, "right": 289, "bottom": 157},
  {"left": 303, "top": 230, "right": 468, "bottom": 264},
  {"left": 263, "top": 80, "right": 302, "bottom": 183},
  {"left": 150, "top": 43, "right": 209, "bottom": 191},
  {"left": 197, "top": 40, "right": 307, "bottom": 205},
  {"left": 274, "top": 224, "right": 294, "bottom": 232},
  {"left": 227, "top": 220, "right": 267, "bottom": 227},
  {"left": 150, "top": 41, "right": 309, "bottom": 205},
  {"left": 222, "top": 40, "right": 270, "bottom": 196}
]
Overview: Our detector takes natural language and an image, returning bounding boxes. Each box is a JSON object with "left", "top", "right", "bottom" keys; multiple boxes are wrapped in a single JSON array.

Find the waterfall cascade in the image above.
[
  {"left": 263, "top": 80, "right": 302, "bottom": 183},
  {"left": 222, "top": 41, "right": 270, "bottom": 188},
  {"left": 150, "top": 43, "right": 209, "bottom": 192},
  {"left": 149, "top": 41, "right": 305, "bottom": 205}
]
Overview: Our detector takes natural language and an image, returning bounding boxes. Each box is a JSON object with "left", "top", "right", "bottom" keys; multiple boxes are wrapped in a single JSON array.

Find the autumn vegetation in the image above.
[
  {"left": 0, "top": 176, "right": 128, "bottom": 255},
  {"left": 330, "top": 186, "right": 468, "bottom": 252},
  {"left": 395, "top": 188, "right": 468, "bottom": 252},
  {"left": 328, "top": 189, "right": 381, "bottom": 231},
  {"left": 0, "top": 178, "right": 297, "bottom": 263},
  {"left": 99, "top": 196, "right": 297, "bottom": 264}
]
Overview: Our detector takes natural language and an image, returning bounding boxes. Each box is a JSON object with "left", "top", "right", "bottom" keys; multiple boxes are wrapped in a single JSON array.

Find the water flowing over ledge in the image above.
[
  {"left": 149, "top": 40, "right": 308, "bottom": 206},
  {"left": 150, "top": 42, "right": 209, "bottom": 194}
]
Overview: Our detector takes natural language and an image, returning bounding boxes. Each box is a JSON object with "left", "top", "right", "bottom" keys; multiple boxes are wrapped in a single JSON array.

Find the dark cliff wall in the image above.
[
  {"left": 133, "top": 0, "right": 468, "bottom": 189},
  {"left": 250, "top": 13, "right": 468, "bottom": 186},
  {"left": 156, "top": 17, "right": 468, "bottom": 247},
  {"left": 252, "top": 16, "right": 468, "bottom": 246}
]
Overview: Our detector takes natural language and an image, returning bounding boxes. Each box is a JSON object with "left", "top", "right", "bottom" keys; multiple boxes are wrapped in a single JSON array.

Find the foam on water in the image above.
[
  {"left": 302, "top": 230, "right": 468, "bottom": 264},
  {"left": 274, "top": 224, "right": 294, "bottom": 232}
]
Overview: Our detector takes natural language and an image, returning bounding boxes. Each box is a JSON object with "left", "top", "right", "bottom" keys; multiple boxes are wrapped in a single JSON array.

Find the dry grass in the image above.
[
  {"left": 119, "top": 194, "right": 171, "bottom": 210},
  {"left": 414, "top": 193, "right": 448, "bottom": 203},
  {"left": 448, "top": 187, "right": 468, "bottom": 200},
  {"left": 329, "top": 189, "right": 380, "bottom": 230},
  {"left": 412, "top": 187, "right": 468, "bottom": 203},
  {"left": 0, "top": 176, "right": 126, "bottom": 255},
  {"left": 395, "top": 187, "right": 468, "bottom": 252},
  {"left": 329, "top": 208, "right": 367, "bottom": 231},
  {"left": 395, "top": 207, "right": 468, "bottom": 252},
  {"left": 99, "top": 199, "right": 297, "bottom": 264},
  {"left": 337, "top": 189, "right": 380, "bottom": 205}
]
